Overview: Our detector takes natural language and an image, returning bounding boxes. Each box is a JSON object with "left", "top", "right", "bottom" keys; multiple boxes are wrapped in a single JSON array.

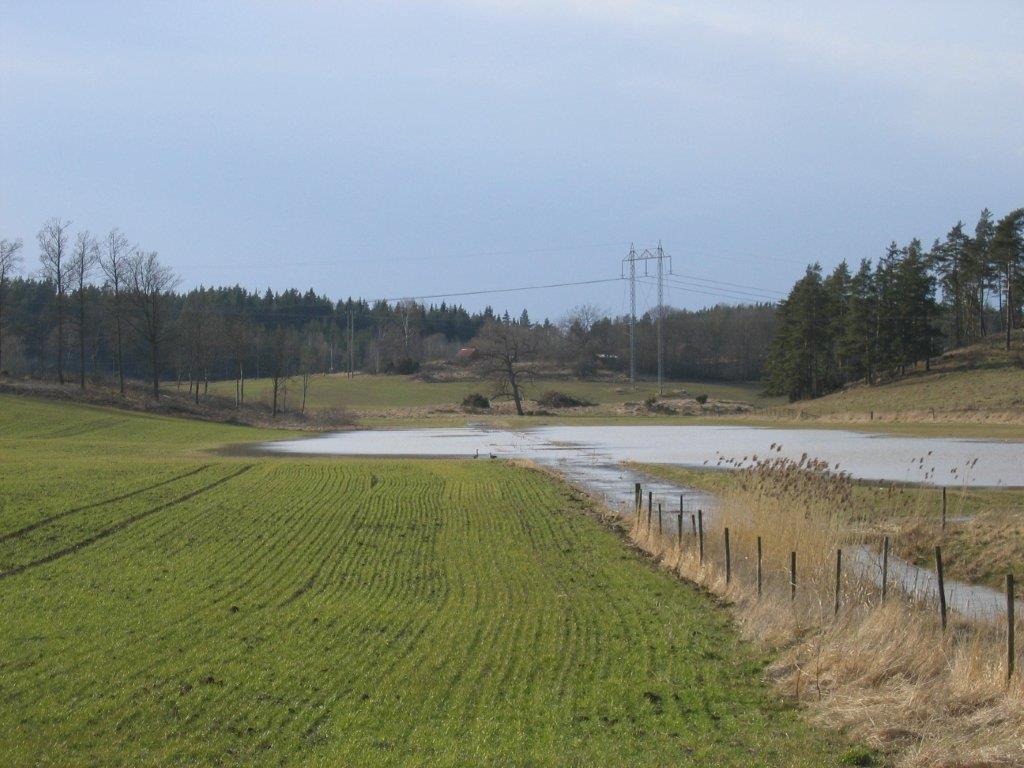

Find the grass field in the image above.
[
  {"left": 0, "top": 394, "right": 848, "bottom": 766},
  {"left": 206, "top": 373, "right": 781, "bottom": 412},
  {"left": 788, "top": 332, "right": 1024, "bottom": 419}
]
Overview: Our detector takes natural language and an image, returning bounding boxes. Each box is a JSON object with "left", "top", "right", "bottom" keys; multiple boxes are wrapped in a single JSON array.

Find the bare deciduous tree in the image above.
[
  {"left": 474, "top": 320, "right": 538, "bottom": 416},
  {"left": 69, "top": 231, "right": 99, "bottom": 388},
  {"left": 127, "top": 250, "right": 177, "bottom": 398},
  {"left": 100, "top": 228, "right": 132, "bottom": 394},
  {"left": 179, "top": 292, "right": 214, "bottom": 404},
  {"left": 226, "top": 316, "right": 252, "bottom": 406},
  {"left": 267, "top": 326, "right": 297, "bottom": 417},
  {"left": 37, "top": 218, "right": 73, "bottom": 383},
  {"left": 0, "top": 237, "right": 24, "bottom": 373}
]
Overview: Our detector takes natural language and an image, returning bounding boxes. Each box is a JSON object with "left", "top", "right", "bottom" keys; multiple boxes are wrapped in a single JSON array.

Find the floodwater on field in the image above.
[
  {"left": 268, "top": 424, "right": 1024, "bottom": 487},
  {"left": 266, "top": 424, "right": 1023, "bottom": 620}
]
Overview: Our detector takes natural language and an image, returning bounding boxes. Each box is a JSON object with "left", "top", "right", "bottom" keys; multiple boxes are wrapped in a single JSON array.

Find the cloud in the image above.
[{"left": 451, "top": 0, "right": 1024, "bottom": 90}]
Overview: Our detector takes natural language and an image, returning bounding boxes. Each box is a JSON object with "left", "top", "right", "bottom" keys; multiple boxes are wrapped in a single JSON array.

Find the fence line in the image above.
[{"left": 632, "top": 482, "right": 1020, "bottom": 681}]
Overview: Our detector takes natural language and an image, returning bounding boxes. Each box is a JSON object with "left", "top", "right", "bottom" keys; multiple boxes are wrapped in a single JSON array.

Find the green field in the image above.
[
  {"left": 0, "top": 395, "right": 848, "bottom": 766},
  {"left": 206, "top": 373, "right": 780, "bottom": 412}
]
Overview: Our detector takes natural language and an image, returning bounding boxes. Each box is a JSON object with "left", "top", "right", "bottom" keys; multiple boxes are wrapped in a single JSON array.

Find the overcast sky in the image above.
[{"left": 2, "top": 1, "right": 1022, "bottom": 320}]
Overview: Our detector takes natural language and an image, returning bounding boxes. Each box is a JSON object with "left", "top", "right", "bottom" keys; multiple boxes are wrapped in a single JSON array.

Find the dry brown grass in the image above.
[
  {"left": 627, "top": 454, "right": 1024, "bottom": 767},
  {"left": 0, "top": 377, "right": 355, "bottom": 431},
  {"left": 781, "top": 331, "right": 1024, "bottom": 425}
]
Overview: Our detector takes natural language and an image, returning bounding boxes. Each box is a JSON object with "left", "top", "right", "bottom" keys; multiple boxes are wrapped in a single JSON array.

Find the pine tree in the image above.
[
  {"left": 839, "top": 259, "right": 877, "bottom": 383},
  {"left": 991, "top": 209, "right": 1024, "bottom": 350},
  {"left": 822, "top": 261, "right": 851, "bottom": 385},
  {"left": 873, "top": 243, "right": 902, "bottom": 379},
  {"left": 895, "top": 239, "right": 941, "bottom": 371},
  {"left": 932, "top": 222, "right": 971, "bottom": 346},
  {"left": 965, "top": 209, "right": 996, "bottom": 339}
]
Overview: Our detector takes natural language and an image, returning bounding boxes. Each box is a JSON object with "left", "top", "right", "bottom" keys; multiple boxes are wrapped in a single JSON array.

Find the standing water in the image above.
[{"left": 265, "top": 424, "right": 1024, "bottom": 620}]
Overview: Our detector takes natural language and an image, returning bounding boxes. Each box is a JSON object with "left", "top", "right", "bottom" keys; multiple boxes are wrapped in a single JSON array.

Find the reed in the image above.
[{"left": 629, "top": 453, "right": 1024, "bottom": 767}]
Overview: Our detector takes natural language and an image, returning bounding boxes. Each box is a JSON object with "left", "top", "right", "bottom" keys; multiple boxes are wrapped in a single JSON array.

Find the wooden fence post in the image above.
[
  {"left": 634, "top": 482, "right": 641, "bottom": 519},
  {"left": 676, "top": 510, "right": 683, "bottom": 547},
  {"left": 690, "top": 513, "right": 696, "bottom": 537},
  {"left": 834, "top": 548, "right": 842, "bottom": 616},
  {"left": 756, "top": 536, "right": 763, "bottom": 598},
  {"left": 1008, "top": 574, "right": 1016, "bottom": 682},
  {"left": 790, "top": 551, "right": 797, "bottom": 602},
  {"left": 647, "top": 496, "right": 652, "bottom": 531},
  {"left": 697, "top": 509, "right": 704, "bottom": 565},
  {"left": 658, "top": 503, "right": 663, "bottom": 536},
  {"left": 936, "top": 545, "right": 947, "bottom": 631},
  {"left": 881, "top": 535, "right": 890, "bottom": 602},
  {"left": 724, "top": 528, "right": 731, "bottom": 584}
]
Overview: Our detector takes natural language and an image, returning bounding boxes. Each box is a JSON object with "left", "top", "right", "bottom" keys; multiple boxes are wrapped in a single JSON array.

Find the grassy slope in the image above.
[
  {"left": 791, "top": 333, "right": 1024, "bottom": 418},
  {"left": 203, "top": 367, "right": 1024, "bottom": 439},
  {"left": 631, "top": 462, "right": 1024, "bottom": 590},
  {"left": 207, "top": 373, "right": 781, "bottom": 411},
  {"left": 0, "top": 395, "right": 846, "bottom": 767}
]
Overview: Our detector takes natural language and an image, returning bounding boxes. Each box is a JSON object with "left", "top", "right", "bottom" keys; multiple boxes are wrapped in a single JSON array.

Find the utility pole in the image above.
[
  {"left": 627, "top": 244, "right": 637, "bottom": 390},
  {"left": 621, "top": 243, "right": 672, "bottom": 393},
  {"left": 348, "top": 310, "right": 355, "bottom": 379},
  {"left": 657, "top": 240, "right": 664, "bottom": 395}
]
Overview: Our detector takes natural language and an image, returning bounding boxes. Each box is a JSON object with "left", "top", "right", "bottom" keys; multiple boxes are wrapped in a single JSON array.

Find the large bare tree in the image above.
[
  {"left": 69, "top": 231, "right": 99, "bottom": 388},
  {"left": 474, "top": 320, "right": 537, "bottom": 416},
  {"left": 99, "top": 228, "right": 132, "bottom": 394},
  {"left": 37, "top": 218, "right": 72, "bottom": 383},
  {"left": 179, "top": 292, "right": 215, "bottom": 403},
  {"left": 128, "top": 250, "right": 177, "bottom": 398},
  {"left": 267, "top": 326, "right": 297, "bottom": 417},
  {"left": 0, "top": 237, "right": 24, "bottom": 373},
  {"left": 226, "top": 315, "right": 252, "bottom": 406}
]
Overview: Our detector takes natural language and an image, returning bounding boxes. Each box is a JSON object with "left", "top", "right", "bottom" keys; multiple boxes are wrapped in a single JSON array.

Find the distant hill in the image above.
[{"left": 786, "top": 331, "right": 1024, "bottom": 424}]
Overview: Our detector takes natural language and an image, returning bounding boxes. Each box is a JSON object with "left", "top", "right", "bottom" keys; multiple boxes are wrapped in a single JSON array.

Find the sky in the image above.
[{"left": 1, "top": 0, "right": 1022, "bottom": 321}]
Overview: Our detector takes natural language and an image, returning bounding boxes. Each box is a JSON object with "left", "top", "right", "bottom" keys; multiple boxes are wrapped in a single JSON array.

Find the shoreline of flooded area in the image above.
[
  {"left": 264, "top": 424, "right": 1023, "bottom": 621},
  {"left": 266, "top": 424, "right": 1024, "bottom": 487}
]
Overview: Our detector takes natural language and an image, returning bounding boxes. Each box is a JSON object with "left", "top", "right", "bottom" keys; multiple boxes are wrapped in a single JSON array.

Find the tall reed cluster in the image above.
[{"left": 628, "top": 452, "right": 1023, "bottom": 767}]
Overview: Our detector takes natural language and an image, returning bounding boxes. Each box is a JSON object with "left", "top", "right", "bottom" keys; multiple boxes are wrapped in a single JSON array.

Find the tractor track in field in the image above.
[
  {"left": 0, "top": 465, "right": 212, "bottom": 544},
  {"left": 0, "top": 465, "right": 253, "bottom": 580}
]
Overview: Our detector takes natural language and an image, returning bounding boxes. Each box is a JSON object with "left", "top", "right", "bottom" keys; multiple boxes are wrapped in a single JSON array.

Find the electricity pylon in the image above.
[{"left": 621, "top": 243, "right": 672, "bottom": 393}]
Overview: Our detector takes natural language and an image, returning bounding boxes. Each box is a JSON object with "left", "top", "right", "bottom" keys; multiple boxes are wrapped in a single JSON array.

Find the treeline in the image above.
[
  {"left": 0, "top": 219, "right": 505, "bottom": 407},
  {"left": 0, "top": 218, "right": 777, "bottom": 412},
  {"left": 767, "top": 208, "right": 1024, "bottom": 401}
]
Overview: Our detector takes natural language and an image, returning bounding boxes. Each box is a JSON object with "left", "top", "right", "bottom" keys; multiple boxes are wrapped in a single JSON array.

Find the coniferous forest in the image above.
[
  {"left": 1, "top": 208, "right": 1021, "bottom": 406},
  {"left": 766, "top": 208, "right": 1024, "bottom": 401}
]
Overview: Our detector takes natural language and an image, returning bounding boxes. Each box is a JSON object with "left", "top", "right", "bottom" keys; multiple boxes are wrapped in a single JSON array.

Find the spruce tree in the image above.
[{"left": 767, "top": 265, "right": 831, "bottom": 401}]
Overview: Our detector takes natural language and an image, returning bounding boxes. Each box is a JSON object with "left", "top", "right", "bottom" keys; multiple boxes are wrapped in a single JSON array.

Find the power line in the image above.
[
  {"left": 662, "top": 278, "right": 778, "bottom": 303},
  {"left": 638, "top": 277, "right": 777, "bottom": 304},
  {"left": 383, "top": 277, "right": 624, "bottom": 303},
  {"left": 669, "top": 271, "right": 787, "bottom": 296},
  {"left": 180, "top": 241, "right": 632, "bottom": 271}
]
